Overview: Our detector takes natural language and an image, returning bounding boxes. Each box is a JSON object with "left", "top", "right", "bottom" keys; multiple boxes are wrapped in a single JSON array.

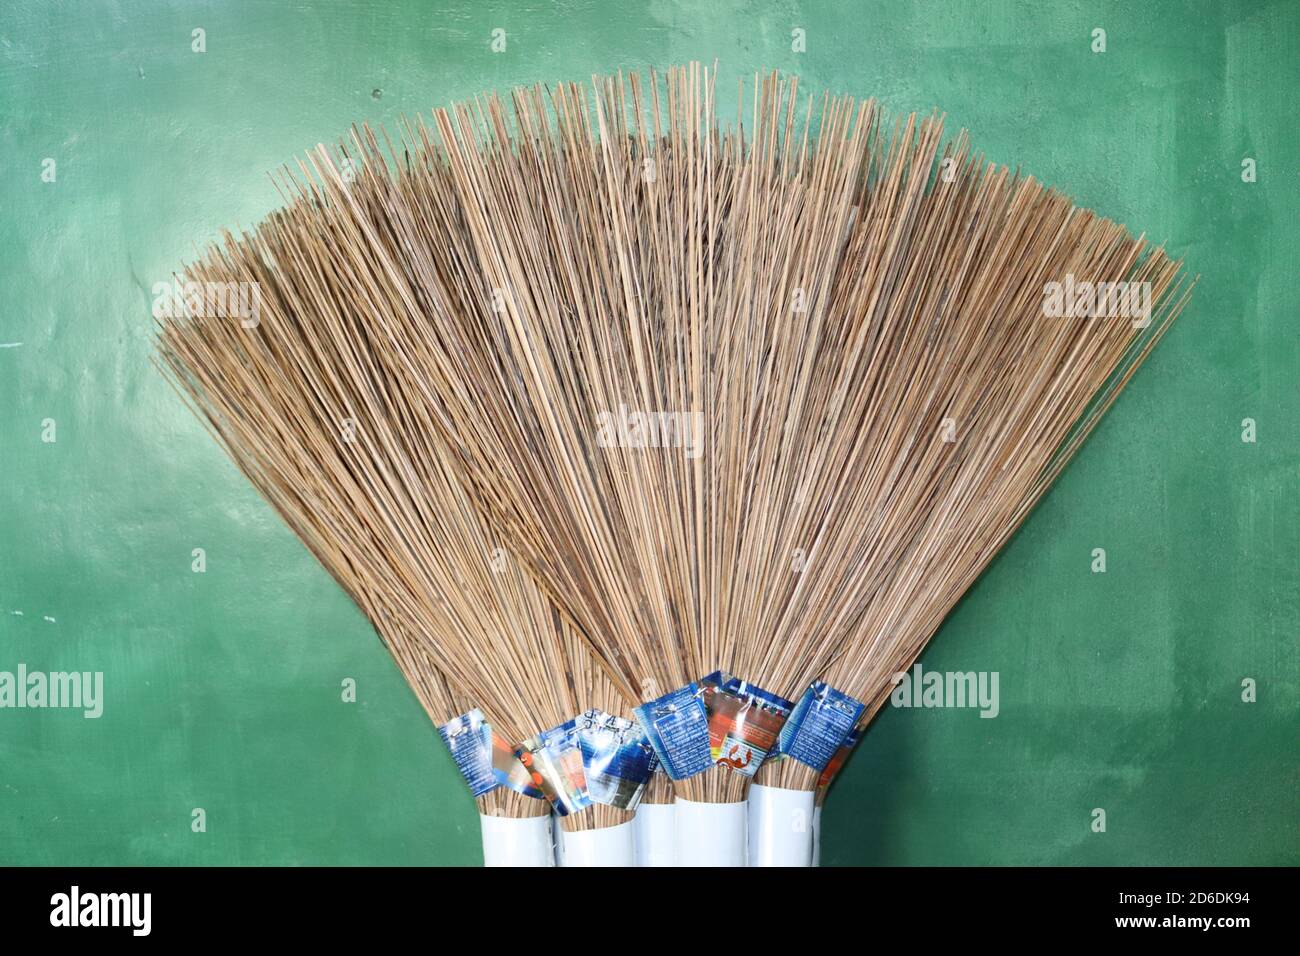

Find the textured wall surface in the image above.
[{"left": 0, "top": 0, "right": 1295, "bottom": 865}]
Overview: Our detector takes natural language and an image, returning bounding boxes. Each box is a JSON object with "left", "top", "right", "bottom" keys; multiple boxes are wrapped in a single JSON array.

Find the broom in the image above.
[
  {"left": 156, "top": 353, "right": 557, "bottom": 863},
  {"left": 156, "top": 168, "right": 657, "bottom": 864},
  {"left": 358, "top": 65, "right": 887, "bottom": 864},
  {"left": 769, "top": 286, "right": 1189, "bottom": 864},
  {"left": 267, "top": 454, "right": 559, "bottom": 857},
  {"left": 256, "top": 460, "right": 559, "bottom": 859},
  {"left": 160, "top": 313, "right": 558, "bottom": 862},
  {"left": 743, "top": 117, "right": 1193, "bottom": 863}
]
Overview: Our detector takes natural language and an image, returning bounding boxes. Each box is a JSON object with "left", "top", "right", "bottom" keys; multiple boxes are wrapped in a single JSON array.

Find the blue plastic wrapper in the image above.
[
  {"left": 517, "top": 709, "right": 656, "bottom": 813},
  {"left": 438, "top": 708, "right": 545, "bottom": 799},
  {"left": 777, "top": 681, "right": 867, "bottom": 773},
  {"left": 633, "top": 683, "right": 713, "bottom": 780}
]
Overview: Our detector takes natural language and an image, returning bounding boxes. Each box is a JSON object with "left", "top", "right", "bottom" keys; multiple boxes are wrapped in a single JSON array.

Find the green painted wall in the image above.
[{"left": 0, "top": 0, "right": 1295, "bottom": 866}]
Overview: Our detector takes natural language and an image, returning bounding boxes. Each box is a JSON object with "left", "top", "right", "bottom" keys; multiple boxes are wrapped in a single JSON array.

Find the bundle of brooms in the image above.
[{"left": 158, "top": 63, "right": 1190, "bottom": 867}]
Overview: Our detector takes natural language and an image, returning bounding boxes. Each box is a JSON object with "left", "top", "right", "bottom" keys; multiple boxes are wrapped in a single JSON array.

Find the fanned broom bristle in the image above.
[{"left": 157, "top": 151, "right": 637, "bottom": 831}]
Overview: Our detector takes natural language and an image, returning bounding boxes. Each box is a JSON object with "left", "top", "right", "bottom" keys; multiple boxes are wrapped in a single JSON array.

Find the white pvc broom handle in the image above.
[
  {"left": 479, "top": 812, "right": 554, "bottom": 867},
  {"left": 747, "top": 783, "right": 815, "bottom": 867},
  {"left": 633, "top": 802, "right": 676, "bottom": 867},
  {"left": 812, "top": 804, "right": 823, "bottom": 867},
  {"left": 558, "top": 819, "right": 635, "bottom": 867},
  {"left": 674, "top": 798, "right": 747, "bottom": 867}
]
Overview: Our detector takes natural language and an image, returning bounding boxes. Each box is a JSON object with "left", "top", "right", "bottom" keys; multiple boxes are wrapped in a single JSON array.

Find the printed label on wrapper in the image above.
[
  {"left": 438, "top": 709, "right": 499, "bottom": 797},
  {"left": 634, "top": 683, "right": 714, "bottom": 780},
  {"left": 777, "top": 681, "right": 866, "bottom": 773},
  {"left": 578, "top": 710, "right": 656, "bottom": 808},
  {"left": 700, "top": 671, "right": 792, "bottom": 777},
  {"left": 438, "top": 708, "right": 544, "bottom": 799},
  {"left": 517, "top": 710, "right": 655, "bottom": 814}
]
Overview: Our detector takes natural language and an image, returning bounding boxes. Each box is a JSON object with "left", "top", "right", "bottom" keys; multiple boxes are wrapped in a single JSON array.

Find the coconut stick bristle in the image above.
[{"left": 640, "top": 769, "right": 677, "bottom": 805}]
